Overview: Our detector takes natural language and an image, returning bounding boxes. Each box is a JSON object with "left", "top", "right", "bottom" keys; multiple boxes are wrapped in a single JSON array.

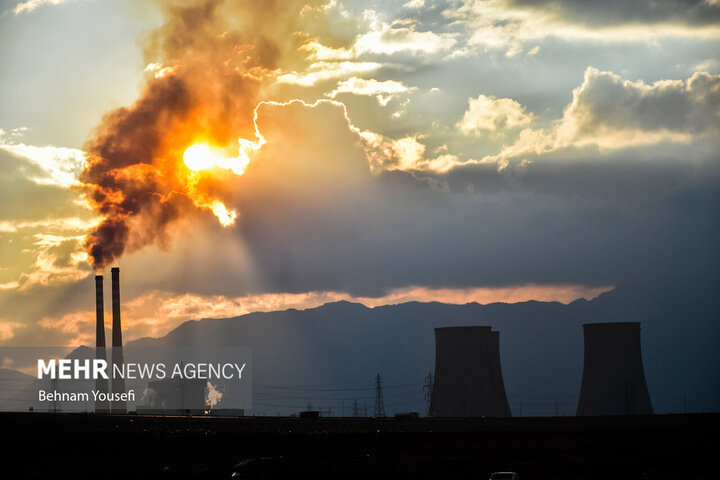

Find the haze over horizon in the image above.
[{"left": 0, "top": 0, "right": 718, "bottom": 410}]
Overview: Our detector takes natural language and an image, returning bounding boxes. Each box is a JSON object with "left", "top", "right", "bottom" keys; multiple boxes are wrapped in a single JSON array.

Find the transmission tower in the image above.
[
  {"left": 373, "top": 373, "right": 386, "bottom": 417},
  {"left": 423, "top": 371, "right": 434, "bottom": 416},
  {"left": 352, "top": 399, "right": 360, "bottom": 417}
]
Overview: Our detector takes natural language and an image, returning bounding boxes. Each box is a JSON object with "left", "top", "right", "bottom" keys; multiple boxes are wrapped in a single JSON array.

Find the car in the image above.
[
  {"left": 489, "top": 472, "right": 519, "bottom": 480},
  {"left": 230, "top": 457, "right": 290, "bottom": 478}
]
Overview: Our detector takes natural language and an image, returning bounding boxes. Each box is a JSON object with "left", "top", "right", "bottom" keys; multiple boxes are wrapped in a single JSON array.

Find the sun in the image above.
[
  {"left": 183, "top": 144, "right": 216, "bottom": 171},
  {"left": 182, "top": 142, "right": 251, "bottom": 175}
]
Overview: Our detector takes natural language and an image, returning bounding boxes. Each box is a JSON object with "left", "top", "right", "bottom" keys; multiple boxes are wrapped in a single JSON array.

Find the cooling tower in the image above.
[
  {"left": 94, "top": 275, "right": 109, "bottom": 413},
  {"left": 110, "top": 267, "right": 127, "bottom": 413},
  {"left": 430, "top": 326, "right": 511, "bottom": 417},
  {"left": 576, "top": 322, "right": 653, "bottom": 416}
]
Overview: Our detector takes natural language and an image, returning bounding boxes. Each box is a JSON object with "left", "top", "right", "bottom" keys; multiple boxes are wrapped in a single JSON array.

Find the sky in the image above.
[{"left": 0, "top": 0, "right": 718, "bottom": 347}]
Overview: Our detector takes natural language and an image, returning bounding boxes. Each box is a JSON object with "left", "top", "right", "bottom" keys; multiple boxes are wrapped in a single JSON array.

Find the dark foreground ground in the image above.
[{"left": 4, "top": 412, "right": 717, "bottom": 479}]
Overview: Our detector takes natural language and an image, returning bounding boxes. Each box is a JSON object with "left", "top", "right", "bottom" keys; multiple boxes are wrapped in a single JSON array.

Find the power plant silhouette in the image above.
[
  {"left": 94, "top": 274, "right": 109, "bottom": 413},
  {"left": 94, "top": 267, "right": 127, "bottom": 414},
  {"left": 577, "top": 322, "right": 653, "bottom": 416},
  {"left": 91, "top": 270, "right": 653, "bottom": 417},
  {"left": 429, "top": 326, "right": 511, "bottom": 417},
  {"left": 428, "top": 323, "right": 653, "bottom": 417}
]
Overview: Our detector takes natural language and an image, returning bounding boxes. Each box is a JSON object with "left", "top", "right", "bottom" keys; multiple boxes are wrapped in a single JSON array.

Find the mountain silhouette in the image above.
[{"left": 127, "top": 283, "right": 719, "bottom": 416}]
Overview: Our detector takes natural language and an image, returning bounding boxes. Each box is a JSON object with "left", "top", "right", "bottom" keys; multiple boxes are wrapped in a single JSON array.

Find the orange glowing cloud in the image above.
[
  {"left": 38, "top": 284, "right": 613, "bottom": 347},
  {"left": 78, "top": 0, "right": 324, "bottom": 271}
]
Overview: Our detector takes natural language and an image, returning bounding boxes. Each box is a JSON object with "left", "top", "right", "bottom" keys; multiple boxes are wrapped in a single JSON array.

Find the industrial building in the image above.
[
  {"left": 576, "top": 322, "right": 653, "bottom": 416},
  {"left": 94, "top": 274, "right": 109, "bottom": 413},
  {"left": 430, "top": 326, "right": 511, "bottom": 417},
  {"left": 94, "top": 267, "right": 127, "bottom": 413}
]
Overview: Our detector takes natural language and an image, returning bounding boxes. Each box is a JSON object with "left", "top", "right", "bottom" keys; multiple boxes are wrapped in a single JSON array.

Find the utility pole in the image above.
[
  {"left": 374, "top": 373, "right": 386, "bottom": 417},
  {"left": 423, "top": 371, "right": 433, "bottom": 416}
]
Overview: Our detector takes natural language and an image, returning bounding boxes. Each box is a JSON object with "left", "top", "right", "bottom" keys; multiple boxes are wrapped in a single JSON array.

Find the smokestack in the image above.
[
  {"left": 430, "top": 326, "right": 511, "bottom": 417},
  {"left": 576, "top": 322, "right": 653, "bottom": 416},
  {"left": 110, "top": 267, "right": 127, "bottom": 413},
  {"left": 94, "top": 275, "right": 110, "bottom": 413},
  {"left": 95, "top": 275, "right": 106, "bottom": 348}
]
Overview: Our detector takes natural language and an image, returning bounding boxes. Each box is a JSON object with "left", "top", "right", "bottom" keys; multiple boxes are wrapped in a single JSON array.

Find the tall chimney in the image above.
[
  {"left": 94, "top": 275, "right": 109, "bottom": 413},
  {"left": 430, "top": 326, "right": 511, "bottom": 417},
  {"left": 110, "top": 267, "right": 127, "bottom": 413},
  {"left": 576, "top": 322, "right": 653, "bottom": 416}
]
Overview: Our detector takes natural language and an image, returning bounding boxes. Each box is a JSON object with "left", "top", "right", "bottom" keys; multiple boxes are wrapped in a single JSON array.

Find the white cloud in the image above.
[
  {"left": 404, "top": 0, "right": 425, "bottom": 8},
  {"left": 445, "top": 0, "right": 720, "bottom": 57},
  {"left": 482, "top": 67, "right": 720, "bottom": 165},
  {"left": 355, "top": 22, "right": 457, "bottom": 55},
  {"left": 0, "top": 217, "right": 98, "bottom": 234},
  {"left": 694, "top": 58, "right": 719, "bottom": 73},
  {"left": 13, "top": 0, "right": 77, "bottom": 15},
  {"left": 15, "top": 233, "right": 89, "bottom": 290},
  {"left": 276, "top": 61, "right": 382, "bottom": 87},
  {"left": 557, "top": 68, "right": 720, "bottom": 146},
  {"left": 298, "top": 20, "right": 457, "bottom": 63},
  {"left": 457, "top": 94, "right": 534, "bottom": 135},
  {"left": 328, "top": 77, "right": 416, "bottom": 105},
  {"left": 0, "top": 141, "right": 86, "bottom": 188},
  {"left": 358, "top": 131, "right": 463, "bottom": 173}
]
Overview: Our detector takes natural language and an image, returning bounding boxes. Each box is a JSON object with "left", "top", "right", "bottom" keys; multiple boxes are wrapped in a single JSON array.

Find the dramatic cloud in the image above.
[
  {"left": 457, "top": 94, "right": 534, "bottom": 134},
  {"left": 354, "top": 21, "right": 457, "bottom": 55},
  {"left": 447, "top": 0, "right": 720, "bottom": 57},
  {"left": 2, "top": 0, "right": 718, "bottom": 413},
  {"left": 275, "top": 61, "right": 381, "bottom": 87},
  {"left": 328, "top": 77, "right": 415, "bottom": 106},
  {"left": 0, "top": 319, "right": 24, "bottom": 341},
  {"left": 0, "top": 141, "right": 85, "bottom": 188},
  {"left": 0, "top": 217, "right": 95, "bottom": 234},
  {"left": 509, "top": 0, "right": 720, "bottom": 27},
  {"left": 358, "top": 131, "right": 461, "bottom": 173},
  {"left": 13, "top": 0, "right": 77, "bottom": 15},
  {"left": 484, "top": 67, "right": 720, "bottom": 164},
  {"left": 79, "top": 0, "right": 326, "bottom": 271},
  {"left": 27, "top": 282, "right": 612, "bottom": 347},
  {"left": 565, "top": 69, "right": 720, "bottom": 136},
  {"left": 16, "top": 233, "right": 88, "bottom": 290},
  {"left": 113, "top": 99, "right": 709, "bottom": 301},
  {"left": 300, "top": 19, "right": 457, "bottom": 61}
]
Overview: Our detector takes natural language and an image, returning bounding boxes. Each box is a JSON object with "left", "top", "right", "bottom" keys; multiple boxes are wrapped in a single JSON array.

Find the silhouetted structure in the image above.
[
  {"left": 94, "top": 274, "right": 110, "bottom": 413},
  {"left": 576, "top": 322, "right": 653, "bottom": 416},
  {"left": 423, "top": 371, "right": 433, "bottom": 416},
  {"left": 430, "top": 326, "right": 511, "bottom": 417},
  {"left": 111, "top": 267, "right": 126, "bottom": 413},
  {"left": 374, "top": 373, "right": 386, "bottom": 417}
]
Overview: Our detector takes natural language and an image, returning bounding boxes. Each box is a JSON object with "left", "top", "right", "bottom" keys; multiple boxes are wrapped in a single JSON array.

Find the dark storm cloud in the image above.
[
  {"left": 151, "top": 100, "right": 720, "bottom": 299},
  {"left": 509, "top": 0, "right": 720, "bottom": 27}
]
